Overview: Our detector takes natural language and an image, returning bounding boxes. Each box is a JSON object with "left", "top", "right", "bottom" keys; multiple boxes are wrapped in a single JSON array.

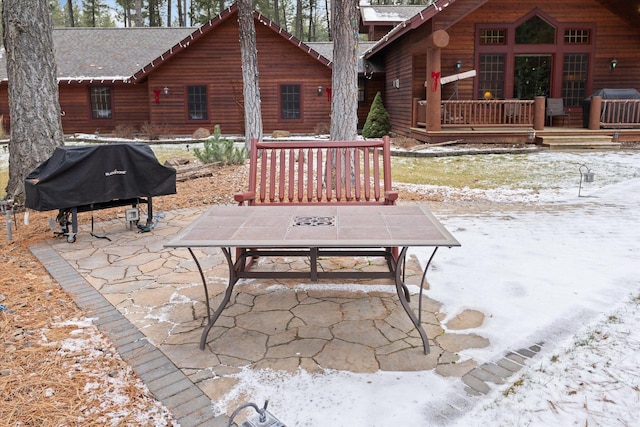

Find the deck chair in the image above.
[
  {"left": 546, "top": 98, "right": 570, "bottom": 126},
  {"left": 504, "top": 100, "right": 521, "bottom": 124}
]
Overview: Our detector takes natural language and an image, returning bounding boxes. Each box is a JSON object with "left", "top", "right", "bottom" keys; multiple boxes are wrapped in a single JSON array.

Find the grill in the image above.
[{"left": 25, "top": 143, "right": 176, "bottom": 242}]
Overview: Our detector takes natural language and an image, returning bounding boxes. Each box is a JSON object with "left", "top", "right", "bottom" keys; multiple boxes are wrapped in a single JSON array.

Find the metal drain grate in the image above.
[{"left": 292, "top": 216, "right": 336, "bottom": 227}]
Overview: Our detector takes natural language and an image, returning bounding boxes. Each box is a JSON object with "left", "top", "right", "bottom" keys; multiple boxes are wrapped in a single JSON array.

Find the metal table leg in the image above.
[
  {"left": 393, "top": 246, "right": 439, "bottom": 355},
  {"left": 188, "top": 247, "right": 240, "bottom": 350}
]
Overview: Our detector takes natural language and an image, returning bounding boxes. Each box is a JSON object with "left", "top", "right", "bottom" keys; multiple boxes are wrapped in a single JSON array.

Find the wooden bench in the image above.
[
  {"left": 234, "top": 136, "right": 397, "bottom": 206},
  {"left": 233, "top": 136, "right": 399, "bottom": 267}
]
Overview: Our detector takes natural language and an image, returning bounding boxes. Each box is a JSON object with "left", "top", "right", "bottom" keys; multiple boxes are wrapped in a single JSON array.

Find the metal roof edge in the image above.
[{"left": 363, "top": 0, "right": 456, "bottom": 59}]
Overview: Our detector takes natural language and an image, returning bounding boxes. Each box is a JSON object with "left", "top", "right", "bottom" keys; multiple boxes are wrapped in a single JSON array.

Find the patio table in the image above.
[{"left": 165, "top": 204, "right": 460, "bottom": 353}]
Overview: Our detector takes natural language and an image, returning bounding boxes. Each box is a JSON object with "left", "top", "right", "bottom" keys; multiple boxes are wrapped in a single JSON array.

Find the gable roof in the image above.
[
  {"left": 306, "top": 41, "right": 381, "bottom": 73},
  {"left": 365, "top": 0, "right": 640, "bottom": 59},
  {"left": 131, "top": 4, "right": 333, "bottom": 82},
  {"left": 363, "top": 0, "right": 456, "bottom": 58},
  {"left": 0, "top": 27, "right": 195, "bottom": 82},
  {"left": 0, "top": 3, "right": 333, "bottom": 83}
]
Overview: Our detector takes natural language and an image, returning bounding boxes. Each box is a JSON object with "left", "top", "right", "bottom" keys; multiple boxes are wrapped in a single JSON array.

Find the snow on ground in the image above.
[
  {"left": 5, "top": 145, "right": 640, "bottom": 425},
  {"left": 215, "top": 150, "right": 640, "bottom": 426},
  {"left": 452, "top": 293, "right": 640, "bottom": 427}
]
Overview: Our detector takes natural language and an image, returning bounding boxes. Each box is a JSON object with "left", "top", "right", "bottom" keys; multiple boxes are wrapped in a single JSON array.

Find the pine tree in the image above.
[{"left": 362, "top": 92, "right": 391, "bottom": 139}]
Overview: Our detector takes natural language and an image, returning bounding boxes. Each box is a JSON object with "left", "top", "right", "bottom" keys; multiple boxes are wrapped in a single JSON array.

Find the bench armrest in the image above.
[
  {"left": 234, "top": 191, "right": 255, "bottom": 206},
  {"left": 384, "top": 191, "right": 398, "bottom": 205}
]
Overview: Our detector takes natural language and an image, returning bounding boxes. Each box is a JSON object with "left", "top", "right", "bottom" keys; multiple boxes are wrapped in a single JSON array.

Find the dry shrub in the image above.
[
  {"left": 314, "top": 122, "right": 330, "bottom": 135},
  {"left": 112, "top": 123, "right": 137, "bottom": 139},
  {"left": 391, "top": 136, "right": 421, "bottom": 149},
  {"left": 139, "top": 122, "right": 169, "bottom": 140}
]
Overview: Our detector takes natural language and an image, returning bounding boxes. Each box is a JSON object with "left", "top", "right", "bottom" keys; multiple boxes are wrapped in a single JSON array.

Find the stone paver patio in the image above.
[{"left": 32, "top": 204, "right": 539, "bottom": 425}]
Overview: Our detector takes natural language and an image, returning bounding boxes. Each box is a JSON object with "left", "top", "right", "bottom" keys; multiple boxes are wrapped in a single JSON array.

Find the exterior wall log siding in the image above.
[
  {"left": 372, "top": 0, "right": 640, "bottom": 136},
  {"left": 115, "top": 17, "right": 333, "bottom": 136}
]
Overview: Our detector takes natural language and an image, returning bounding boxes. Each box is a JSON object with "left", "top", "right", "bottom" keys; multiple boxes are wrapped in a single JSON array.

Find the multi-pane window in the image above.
[
  {"left": 90, "top": 87, "right": 112, "bottom": 119},
  {"left": 478, "top": 54, "right": 504, "bottom": 100},
  {"left": 280, "top": 84, "right": 300, "bottom": 119},
  {"left": 562, "top": 54, "right": 589, "bottom": 107},
  {"left": 564, "top": 29, "right": 590, "bottom": 44},
  {"left": 480, "top": 29, "right": 506, "bottom": 45},
  {"left": 187, "top": 85, "right": 208, "bottom": 120}
]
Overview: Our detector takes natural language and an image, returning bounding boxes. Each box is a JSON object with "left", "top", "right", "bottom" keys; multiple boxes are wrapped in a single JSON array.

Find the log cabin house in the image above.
[
  {"left": 0, "top": 4, "right": 381, "bottom": 138},
  {"left": 361, "top": 0, "right": 640, "bottom": 145},
  {"left": 1, "top": 1, "right": 639, "bottom": 146}
]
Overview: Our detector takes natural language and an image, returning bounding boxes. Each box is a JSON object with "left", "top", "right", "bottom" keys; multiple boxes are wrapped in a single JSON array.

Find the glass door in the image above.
[{"left": 514, "top": 54, "right": 552, "bottom": 99}]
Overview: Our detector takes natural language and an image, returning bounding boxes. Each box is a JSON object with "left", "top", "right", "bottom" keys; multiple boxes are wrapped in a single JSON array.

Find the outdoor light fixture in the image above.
[
  {"left": 610, "top": 58, "right": 617, "bottom": 71},
  {"left": 455, "top": 60, "right": 462, "bottom": 71},
  {"left": 125, "top": 208, "right": 140, "bottom": 225},
  {"left": 1, "top": 199, "right": 15, "bottom": 242},
  {"left": 527, "top": 130, "right": 536, "bottom": 141},
  {"left": 578, "top": 163, "right": 595, "bottom": 197},
  {"left": 317, "top": 85, "right": 323, "bottom": 96},
  {"left": 163, "top": 86, "right": 169, "bottom": 96},
  {"left": 227, "top": 400, "right": 285, "bottom": 427}
]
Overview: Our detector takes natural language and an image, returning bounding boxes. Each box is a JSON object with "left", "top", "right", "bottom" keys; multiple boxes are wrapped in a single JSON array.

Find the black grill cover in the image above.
[
  {"left": 586, "top": 88, "right": 640, "bottom": 100},
  {"left": 25, "top": 143, "right": 176, "bottom": 211}
]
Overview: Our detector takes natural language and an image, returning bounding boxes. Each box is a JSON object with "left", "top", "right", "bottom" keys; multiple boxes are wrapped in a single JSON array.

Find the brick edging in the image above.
[{"left": 29, "top": 243, "right": 227, "bottom": 427}]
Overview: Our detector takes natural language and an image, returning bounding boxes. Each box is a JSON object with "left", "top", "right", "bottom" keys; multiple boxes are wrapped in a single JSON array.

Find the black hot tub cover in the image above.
[{"left": 25, "top": 143, "right": 176, "bottom": 211}]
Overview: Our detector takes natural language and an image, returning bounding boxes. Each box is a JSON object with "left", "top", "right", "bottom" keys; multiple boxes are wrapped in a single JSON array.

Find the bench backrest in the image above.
[{"left": 237, "top": 136, "right": 396, "bottom": 205}]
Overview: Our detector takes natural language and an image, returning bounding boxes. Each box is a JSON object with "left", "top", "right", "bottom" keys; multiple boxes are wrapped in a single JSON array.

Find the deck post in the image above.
[
  {"left": 588, "top": 96, "right": 602, "bottom": 130},
  {"left": 424, "top": 30, "right": 449, "bottom": 132},
  {"left": 534, "top": 96, "right": 545, "bottom": 130}
]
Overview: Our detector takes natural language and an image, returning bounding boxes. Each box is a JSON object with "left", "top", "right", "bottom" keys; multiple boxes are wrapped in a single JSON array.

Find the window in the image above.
[
  {"left": 358, "top": 78, "right": 366, "bottom": 103},
  {"left": 90, "top": 87, "right": 112, "bottom": 119},
  {"left": 516, "top": 15, "right": 555, "bottom": 44},
  {"left": 480, "top": 29, "right": 506, "bottom": 45},
  {"left": 562, "top": 54, "right": 588, "bottom": 107},
  {"left": 280, "top": 84, "right": 300, "bottom": 119},
  {"left": 564, "top": 29, "right": 590, "bottom": 44},
  {"left": 478, "top": 54, "right": 505, "bottom": 100},
  {"left": 478, "top": 15, "right": 594, "bottom": 102},
  {"left": 187, "top": 85, "right": 208, "bottom": 120}
]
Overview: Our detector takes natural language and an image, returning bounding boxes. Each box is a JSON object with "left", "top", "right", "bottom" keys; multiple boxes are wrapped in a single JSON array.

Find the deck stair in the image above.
[{"left": 537, "top": 135, "right": 620, "bottom": 150}]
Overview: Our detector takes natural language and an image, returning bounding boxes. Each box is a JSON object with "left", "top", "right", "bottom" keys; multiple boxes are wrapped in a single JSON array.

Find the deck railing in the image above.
[
  {"left": 600, "top": 99, "right": 640, "bottom": 128},
  {"left": 413, "top": 99, "right": 535, "bottom": 128},
  {"left": 413, "top": 97, "right": 640, "bottom": 130}
]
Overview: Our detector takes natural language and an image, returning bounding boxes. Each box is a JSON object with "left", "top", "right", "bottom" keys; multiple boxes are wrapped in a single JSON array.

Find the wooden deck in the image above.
[{"left": 409, "top": 126, "right": 640, "bottom": 148}]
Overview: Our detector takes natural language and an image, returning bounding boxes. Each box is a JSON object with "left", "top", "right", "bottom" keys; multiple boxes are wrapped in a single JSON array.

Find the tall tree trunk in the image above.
[
  {"left": 273, "top": 0, "right": 280, "bottom": 26},
  {"left": 177, "top": 0, "right": 183, "bottom": 26},
  {"left": 2, "top": 0, "right": 64, "bottom": 202},
  {"left": 149, "top": 0, "right": 156, "bottom": 26},
  {"left": 237, "top": 0, "right": 263, "bottom": 148},
  {"left": 67, "top": 0, "right": 75, "bottom": 26},
  {"left": 330, "top": 0, "right": 358, "bottom": 140},
  {"left": 167, "top": 0, "right": 172, "bottom": 26},
  {"left": 91, "top": 0, "right": 97, "bottom": 27},
  {"left": 135, "top": 0, "right": 142, "bottom": 26},
  {"left": 308, "top": 0, "right": 316, "bottom": 41},
  {"left": 325, "top": 0, "right": 331, "bottom": 40},
  {"left": 294, "top": 0, "right": 302, "bottom": 39}
]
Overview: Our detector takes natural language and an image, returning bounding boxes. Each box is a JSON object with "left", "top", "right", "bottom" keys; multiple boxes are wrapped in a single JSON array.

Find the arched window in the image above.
[{"left": 516, "top": 15, "right": 556, "bottom": 44}]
